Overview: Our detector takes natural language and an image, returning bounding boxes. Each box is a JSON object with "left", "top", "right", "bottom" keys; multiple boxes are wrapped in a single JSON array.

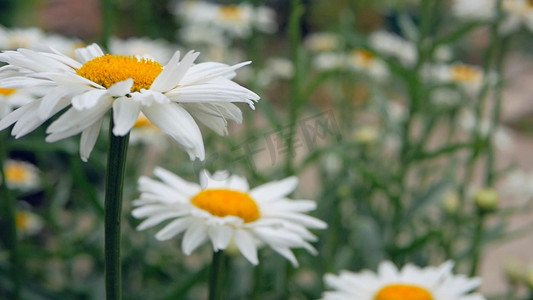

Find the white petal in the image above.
[
  {"left": 151, "top": 50, "right": 200, "bottom": 92},
  {"left": 80, "top": 118, "right": 103, "bottom": 162},
  {"left": 153, "top": 167, "right": 201, "bottom": 197},
  {"left": 234, "top": 229, "right": 258, "bottom": 265},
  {"left": 112, "top": 97, "right": 141, "bottom": 136},
  {"left": 71, "top": 89, "right": 108, "bottom": 110},
  {"left": 250, "top": 177, "right": 299, "bottom": 203},
  {"left": 155, "top": 217, "right": 194, "bottom": 241},
  {"left": 181, "top": 221, "right": 208, "bottom": 255},
  {"left": 208, "top": 225, "right": 233, "bottom": 251},
  {"left": 142, "top": 103, "right": 205, "bottom": 160},
  {"left": 108, "top": 79, "right": 133, "bottom": 97},
  {"left": 75, "top": 43, "right": 105, "bottom": 64}
]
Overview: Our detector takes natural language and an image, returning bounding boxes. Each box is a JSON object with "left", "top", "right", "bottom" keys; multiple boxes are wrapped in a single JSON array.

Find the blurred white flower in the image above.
[
  {"left": 0, "top": 88, "right": 34, "bottom": 118},
  {"left": 16, "top": 209, "right": 43, "bottom": 236},
  {"left": 501, "top": 169, "right": 533, "bottom": 200},
  {"left": 322, "top": 261, "right": 485, "bottom": 300},
  {"left": 257, "top": 57, "right": 294, "bottom": 87},
  {"left": 425, "top": 63, "right": 485, "bottom": 95},
  {"left": 304, "top": 32, "right": 343, "bottom": 53},
  {"left": 179, "top": 25, "right": 228, "bottom": 47},
  {"left": 2, "top": 159, "right": 40, "bottom": 191},
  {"left": 451, "top": 0, "right": 496, "bottom": 21},
  {"left": 173, "top": 1, "right": 276, "bottom": 39},
  {"left": 0, "top": 44, "right": 258, "bottom": 161},
  {"left": 312, "top": 52, "right": 346, "bottom": 71},
  {"left": 501, "top": 0, "right": 533, "bottom": 34},
  {"left": 132, "top": 167, "right": 326, "bottom": 266},
  {"left": 348, "top": 49, "right": 389, "bottom": 81},
  {"left": 0, "top": 27, "right": 46, "bottom": 50},
  {"left": 369, "top": 31, "right": 417, "bottom": 67},
  {"left": 109, "top": 37, "right": 179, "bottom": 64},
  {"left": 129, "top": 113, "right": 167, "bottom": 148}
]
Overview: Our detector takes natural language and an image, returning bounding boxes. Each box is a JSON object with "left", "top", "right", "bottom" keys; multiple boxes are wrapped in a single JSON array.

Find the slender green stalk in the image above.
[
  {"left": 104, "top": 119, "right": 130, "bottom": 300},
  {"left": 100, "top": 0, "right": 114, "bottom": 50},
  {"left": 0, "top": 132, "right": 20, "bottom": 299},
  {"left": 209, "top": 250, "right": 225, "bottom": 300},
  {"left": 469, "top": 213, "right": 485, "bottom": 276}
]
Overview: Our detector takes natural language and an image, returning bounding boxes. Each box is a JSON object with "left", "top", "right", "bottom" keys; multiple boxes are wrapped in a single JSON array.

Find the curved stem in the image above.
[
  {"left": 104, "top": 119, "right": 130, "bottom": 300},
  {"left": 209, "top": 250, "right": 225, "bottom": 300},
  {"left": 0, "top": 132, "right": 20, "bottom": 299},
  {"left": 469, "top": 213, "right": 485, "bottom": 276}
]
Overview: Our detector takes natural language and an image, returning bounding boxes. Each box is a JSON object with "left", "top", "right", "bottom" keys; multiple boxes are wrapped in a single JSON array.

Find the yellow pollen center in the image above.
[
  {"left": 528, "top": 0, "right": 533, "bottom": 8},
  {"left": 76, "top": 54, "right": 163, "bottom": 92},
  {"left": 219, "top": 6, "right": 243, "bottom": 21},
  {"left": 0, "top": 88, "right": 16, "bottom": 96},
  {"left": 5, "top": 163, "right": 30, "bottom": 184},
  {"left": 374, "top": 285, "right": 433, "bottom": 300},
  {"left": 16, "top": 212, "right": 31, "bottom": 231},
  {"left": 353, "top": 50, "right": 375, "bottom": 68},
  {"left": 451, "top": 65, "right": 482, "bottom": 84},
  {"left": 191, "top": 189, "right": 260, "bottom": 223}
]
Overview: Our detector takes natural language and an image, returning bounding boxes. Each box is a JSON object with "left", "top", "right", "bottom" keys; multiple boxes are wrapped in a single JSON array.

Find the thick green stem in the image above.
[
  {"left": 209, "top": 250, "right": 225, "bottom": 300},
  {"left": 0, "top": 132, "right": 20, "bottom": 299},
  {"left": 104, "top": 119, "right": 130, "bottom": 300}
]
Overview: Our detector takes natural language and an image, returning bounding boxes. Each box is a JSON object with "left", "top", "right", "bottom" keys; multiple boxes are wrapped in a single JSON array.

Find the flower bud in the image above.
[{"left": 474, "top": 188, "right": 499, "bottom": 212}]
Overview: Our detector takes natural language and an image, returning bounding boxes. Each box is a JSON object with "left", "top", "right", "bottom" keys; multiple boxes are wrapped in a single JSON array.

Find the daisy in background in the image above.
[
  {"left": 500, "top": 0, "right": 533, "bottom": 34},
  {"left": 173, "top": 1, "right": 277, "bottom": 40},
  {"left": 451, "top": 0, "right": 496, "bottom": 21},
  {"left": 2, "top": 159, "right": 41, "bottom": 191},
  {"left": 0, "top": 43, "right": 259, "bottom": 161},
  {"left": 129, "top": 113, "right": 167, "bottom": 148},
  {"left": 0, "top": 88, "right": 34, "bottom": 118},
  {"left": 322, "top": 260, "right": 486, "bottom": 300},
  {"left": 423, "top": 62, "right": 485, "bottom": 96},
  {"left": 348, "top": 49, "right": 389, "bottom": 81},
  {"left": 0, "top": 26, "right": 46, "bottom": 49},
  {"left": 16, "top": 209, "right": 43, "bottom": 237},
  {"left": 304, "top": 32, "right": 344, "bottom": 53},
  {"left": 368, "top": 31, "right": 418, "bottom": 67},
  {"left": 132, "top": 167, "right": 327, "bottom": 266}
]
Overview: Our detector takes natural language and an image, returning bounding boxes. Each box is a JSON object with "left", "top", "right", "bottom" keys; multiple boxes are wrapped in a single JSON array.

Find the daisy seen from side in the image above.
[
  {"left": 0, "top": 43, "right": 259, "bottom": 161},
  {"left": 322, "top": 260, "right": 486, "bottom": 300},
  {"left": 132, "top": 167, "right": 327, "bottom": 266}
]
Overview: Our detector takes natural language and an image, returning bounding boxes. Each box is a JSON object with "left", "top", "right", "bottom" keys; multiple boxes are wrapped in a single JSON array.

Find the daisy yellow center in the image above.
[
  {"left": 451, "top": 65, "right": 482, "bottom": 85},
  {"left": 219, "top": 6, "right": 243, "bottom": 21},
  {"left": 353, "top": 50, "right": 375, "bottom": 68},
  {"left": 15, "top": 212, "right": 31, "bottom": 231},
  {"left": 133, "top": 114, "right": 154, "bottom": 129},
  {"left": 5, "top": 163, "right": 31, "bottom": 185},
  {"left": 76, "top": 54, "right": 163, "bottom": 92},
  {"left": 191, "top": 189, "right": 260, "bottom": 223},
  {"left": 0, "top": 88, "right": 16, "bottom": 96},
  {"left": 374, "top": 285, "right": 433, "bottom": 300}
]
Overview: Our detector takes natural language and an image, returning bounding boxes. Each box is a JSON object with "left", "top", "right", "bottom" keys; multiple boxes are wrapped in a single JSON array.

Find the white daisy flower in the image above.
[
  {"left": 322, "top": 260, "right": 486, "bottom": 300},
  {"left": 451, "top": 0, "right": 496, "bottom": 21},
  {"left": 458, "top": 110, "right": 514, "bottom": 153},
  {"left": 304, "top": 32, "right": 343, "bottom": 53},
  {"left": 501, "top": 169, "right": 533, "bottom": 201},
  {"left": 2, "top": 159, "right": 40, "bottom": 191},
  {"left": 348, "top": 49, "right": 389, "bottom": 81},
  {"left": 132, "top": 167, "right": 327, "bottom": 266},
  {"left": 16, "top": 209, "right": 43, "bottom": 236},
  {"left": 173, "top": 1, "right": 277, "bottom": 39},
  {"left": 0, "top": 43, "right": 259, "bottom": 161},
  {"left": 0, "top": 88, "right": 34, "bottom": 118},
  {"left": 109, "top": 36, "right": 179, "bottom": 64},
  {"left": 0, "top": 26, "right": 46, "bottom": 50},
  {"left": 368, "top": 31, "right": 418, "bottom": 67},
  {"left": 425, "top": 63, "right": 485, "bottom": 95},
  {"left": 312, "top": 52, "right": 346, "bottom": 71},
  {"left": 501, "top": 0, "right": 533, "bottom": 34}
]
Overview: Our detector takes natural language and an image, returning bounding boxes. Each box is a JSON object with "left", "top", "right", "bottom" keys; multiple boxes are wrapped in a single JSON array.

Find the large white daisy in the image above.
[
  {"left": 0, "top": 44, "right": 259, "bottom": 161},
  {"left": 132, "top": 167, "right": 327, "bottom": 266},
  {"left": 322, "top": 261, "right": 486, "bottom": 300}
]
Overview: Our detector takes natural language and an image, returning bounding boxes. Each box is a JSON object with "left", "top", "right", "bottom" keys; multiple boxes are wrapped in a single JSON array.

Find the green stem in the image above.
[
  {"left": 0, "top": 132, "right": 20, "bottom": 299},
  {"left": 104, "top": 119, "right": 130, "bottom": 300},
  {"left": 100, "top": 0, "right": 114, "bottom": 50},
  {"left": 469, "top": 212, "right": 485, "bottom": 276},
  {"left": 209, "top": 250, "right": 225, "bottom": 300}
]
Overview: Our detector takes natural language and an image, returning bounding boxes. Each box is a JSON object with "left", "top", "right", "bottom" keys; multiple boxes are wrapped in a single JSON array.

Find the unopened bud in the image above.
[
  {"left": 474, "top": 188, "right": 499, "bottom": 212},
  {"left": 442, "top": 191, "right": 460, "bottom": 215},
  {"left": 353, "top": 126, "right": 379, "bottom": 145},
  {"left": 504, "top": 258, "right": 525, "bottom": 285}
]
